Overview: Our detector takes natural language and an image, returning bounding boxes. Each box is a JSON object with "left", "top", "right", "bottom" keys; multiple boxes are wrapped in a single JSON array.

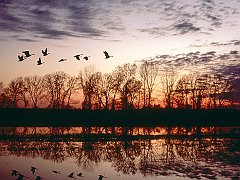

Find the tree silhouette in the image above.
[
  {"left": 78, "top": 66, "right": 98, "bottom": 110},
  {"left": 161, "top": 69, "right": 178, "bottom": 108},
  {"left": 206, "top": 74, "right": 233, "bottom": 108},
  {"left": 0, "top": 61, "right": 237, "bottom": 109},
  {"left": 114, "top": 63, "right": 140, "bottom": 110},
  {"left": 43, "top": 71, "right": 78, "bottom": 109},
  {"left": 4, "top": 77, "right": 26, "bottom": 108},
  {"left": 93, "top": 72, "right": 115, "bottom": 110},
  {"left": 139, "top": 62, "right": 159, "bottom": 108},
  {"left": 24, "top": 75, "right": 44, "bottom": 108}
]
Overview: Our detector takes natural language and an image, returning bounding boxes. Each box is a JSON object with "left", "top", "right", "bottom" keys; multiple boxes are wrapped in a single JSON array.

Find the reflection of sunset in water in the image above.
[
  {"left": 0, "top": 127, "right": 239, "bottom": 179},
  {"left": 1, "top": 126, "right": 239, "bottom": 136}
]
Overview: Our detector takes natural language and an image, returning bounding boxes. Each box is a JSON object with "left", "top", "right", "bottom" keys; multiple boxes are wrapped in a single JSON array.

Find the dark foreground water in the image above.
[{"left": 0, "top": 127, "right": 239, "bottom": 180}]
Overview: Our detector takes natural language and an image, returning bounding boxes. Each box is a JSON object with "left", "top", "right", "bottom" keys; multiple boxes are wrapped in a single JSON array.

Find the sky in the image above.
[{"left": 0, "top": 0, "right": 239, "bottom": 85}]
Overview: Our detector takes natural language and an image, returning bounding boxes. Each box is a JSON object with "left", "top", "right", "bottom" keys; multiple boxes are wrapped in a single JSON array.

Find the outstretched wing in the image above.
[
  {"left": 103, "top": 51, "right": 109, "bottom": 57},
  {"left": 37, "top": 58, "right": 42, "bottom": 64},
  {"left": 23, "top": 51, "right": 30, "bottom": 56}
]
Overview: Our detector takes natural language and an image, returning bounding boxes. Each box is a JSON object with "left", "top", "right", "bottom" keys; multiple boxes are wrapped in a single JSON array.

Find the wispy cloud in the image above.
[
  {"left": 0, "top": 0, "right": 107, "bottom": 41},
  {"left": 140, "top": 50, "right": 240, "bottom": 78},
  {"left": 210, "top": 39, "right": 240, "bottom": 46},
  {"left": 139, "top": 49, "right": 240, "bottom": 100},
  {"left": 174, "top": 22, "right": 201, "bottom": 35},
  {"left": 189, "top": 39, "right": 240, "bottom": 48},
  {"left": 0, "top": 0, "right": 239, "bottom": 41}
]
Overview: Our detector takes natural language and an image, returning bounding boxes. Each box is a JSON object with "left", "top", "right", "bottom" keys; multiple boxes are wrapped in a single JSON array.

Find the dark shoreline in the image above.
[{"left": 0, "top": 108, "right": 239, "bottom": 127}]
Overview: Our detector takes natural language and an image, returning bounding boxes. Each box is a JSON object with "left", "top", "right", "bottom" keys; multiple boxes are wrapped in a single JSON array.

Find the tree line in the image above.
[{"left": 0, "top": 62, "right": 235, "bottom": 109}]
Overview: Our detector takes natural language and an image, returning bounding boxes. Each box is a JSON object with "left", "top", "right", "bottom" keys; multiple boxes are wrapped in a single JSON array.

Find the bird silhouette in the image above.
[
  {"left": 52, "top": 170, "right": 61, "bottom": 174},
  {"left": 11, "top": 170, "right": 19, "bottom": 176},
  {"left": 36, "top": 176, "right": 43, "bottom": 180},
  {"left": 98, "top": 175, "right": 106, "bottom": 180},
  {"left": 83, "top": 56, "right": 90, "bottom": 61},
  {"left": 22, "top": 51, "right": 35, "bottom": 58},
  {"left": 74, "top": 54, "right": 83, "bottom": 60},
  {"left": 103, "top": 51, "right": 113, "bottom": 59},
  {"left": 18, "top": 55, "right": 25, "bottom": 62},
  {"left": 37, "top": 58, "right": 44, "bottom": 65},
  {"left": 77, "top": 172, "right": 84, "bottom": 177},
  {"left": 42, "top": 48, "right": 50, "bottom": 56},
  {"left": 31, "top": 166, "right": 38, "bottom": 175},
  {"left": 68, "top": 172, "right": 76, "bottom": 179},
  {"left": 16, "top": 174, "right": 28, "bottom": 180},
  {"left": 59, "top": 58, "right": 67, "bottom": 62}
]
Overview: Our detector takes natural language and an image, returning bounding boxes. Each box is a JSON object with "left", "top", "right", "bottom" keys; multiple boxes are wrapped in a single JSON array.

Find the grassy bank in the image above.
[{"left": 0, "top": 108, "right": 239, "bottom": 127}]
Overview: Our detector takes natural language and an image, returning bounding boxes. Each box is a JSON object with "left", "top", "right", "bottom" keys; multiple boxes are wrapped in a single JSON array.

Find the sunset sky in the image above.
[{"left": 0, "top": 0, "right": 239, "bottom": 85}]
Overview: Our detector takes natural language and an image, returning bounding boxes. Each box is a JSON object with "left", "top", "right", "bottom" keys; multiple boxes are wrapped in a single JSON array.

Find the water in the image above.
[{"left": 0, "top": 127, "right": 239, "bottom": 180}]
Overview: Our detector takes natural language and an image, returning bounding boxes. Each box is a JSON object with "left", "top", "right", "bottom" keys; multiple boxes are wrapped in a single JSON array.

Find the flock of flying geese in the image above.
[
  {"left": 18, "top": 48, "right": 113, "bottom": 65},
  {"left": 11, "top": 166, "right": 107, "bottom": 180}
]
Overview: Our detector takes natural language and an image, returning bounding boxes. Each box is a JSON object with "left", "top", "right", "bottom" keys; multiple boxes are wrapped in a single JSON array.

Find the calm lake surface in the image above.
[{"left": 0, "top": 127, "right": 239, "bottom": 180}]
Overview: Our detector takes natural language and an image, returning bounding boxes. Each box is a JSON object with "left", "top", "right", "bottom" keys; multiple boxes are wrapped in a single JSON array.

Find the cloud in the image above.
[
  {"left": 139, "top": 50, "right": 240, "bottom": 102},
  {"left": 139, "top": 27, "right": 167, "bottom": 37},
  {"left": 190, "top": 39, "right": 240, "bottom": 48},
  {"left": 206, "top": 14, "right": 222, "bottom": 27},
  {"left": 16, "top": 38, "right": 39, "bottom": 42},
  {"left": 140, "top": 50, "right": 240, "bottom": 75},
  {"left": 0, "top": 0, "right": 239, "bottom": 41},
  {"left": 210, "top": 39, "right": 240, "bottom": 46},
  {"left": 231, "top": 40, "right": 240, "bottom": 45},
  {"left": 0, "top": 0, "right": 107, "bottom": 41},
  {"left": 221, "top": 65, "right": 240, "bottom": 77},
  {"left": 174, "top": 22, "right": 201, "bottom": 35},
  {"left": 229, "top": 50, "right": 238, "bottom": 54},
  {"left": 0, "top": 2, "right": 24, "bottom": 33}
]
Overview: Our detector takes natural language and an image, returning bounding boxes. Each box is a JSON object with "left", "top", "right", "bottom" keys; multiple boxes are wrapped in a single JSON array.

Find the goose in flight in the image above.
[
  {"left": 31, "top": 166, "right": 38, "bottom": 174},
  {"left": 77, "top": 172, "right": 83, "bottom": 177},
  {"left": 52, "top": 170, "right": 61, "bottom": 174},
  {"left": 103, "top": 51, "right": 113, "bottom": 59},
  {"left": 68, "top": 172, "right": 76, "bottom": 179},
  {"left": 37, "top": 58, "right": 44, "bottom": 65},
  {"left": 42, "top": 48, "right": 50, "bottom": 56},
  {"left": 18, "top": 55, "right": 25, "bottom": 62},
  {"left": 22, "top": 51, "right": 35, "bottom": 58},
  {"left": 16, "top": 174, "right": 28, "bottom": 180},
  {"left": 98, "top": 175, "right": 106, "bottom": 180},
  {"left": 74, "top": 54, "right": 83, "bottom": 60},
  {"left": 11, "top": 170, "right": 19, "bottom": 176},
  {"left": 59, "top": 58, "right": 67, "bottom": 62},
  {"left": 36, "top": 176, "right": 43, "bottom": 180},
  {"left": 83, "top": 56, "right": 90, "bottom": 61}
]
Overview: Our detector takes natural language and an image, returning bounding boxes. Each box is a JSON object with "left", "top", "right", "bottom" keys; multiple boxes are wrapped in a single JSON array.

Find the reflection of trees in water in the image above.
[
  {"left": 7, "top": 141, "right": 66, "bottom": 163},
  {"left": 73, "top": 142, "right": 102, "bottom": 171},
  {"left": 104, "top": 140, "right": 141, "bottom": 175},
  {"left": 1, "top": 126, "right": 239, "bottom": 136},
  {"left": 0, "top": 127, "right": 239, "bottom": 178}
]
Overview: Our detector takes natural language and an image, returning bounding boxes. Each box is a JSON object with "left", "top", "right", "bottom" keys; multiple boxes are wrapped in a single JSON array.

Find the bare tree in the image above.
[
  {"left": 64, "top": 76, "right": 80, "bottom": 108},
  {"left": 0, "top": 82, "right": 13, "bottom": 108},
  {"left": 139, "top": 62, "right": 159, "bottom": 108},
  {"left": 4, "top": 77, "right": 27, "bottom": 108},
  {"left": 174, "top": 73, "right": 234, "bottom": 109},
  {"left": 110, "top": 69, "right": 125, "bottom": 110},
  {"left": 78, "top": 66, "right": 97, "bottom": 110},
  {"left": 122, "top": 78, "right": 142, "bottom": 109},
  {"left": 161, "top": 69, "right": 178, "bottom": 108},
  {"left": 0, "top": 82, "right": 3, "bottom": 94},
  {"left": 24, "top": 75, "right": 44, "bottom": 108},
  {"left": 174, "top": 74, "right": 198, "bottom": 109},
  {"left": 93, "top": 72, "right": 116, "bottom": 110},
  {"left": 206, "top": 74, "right": 233, "bottom": 108},
  {"left": 113, "top": 63, "right": 141, "bottom": 109},
  {"left": 43, "top": 71, "right": 78, "bottom": 109}
]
